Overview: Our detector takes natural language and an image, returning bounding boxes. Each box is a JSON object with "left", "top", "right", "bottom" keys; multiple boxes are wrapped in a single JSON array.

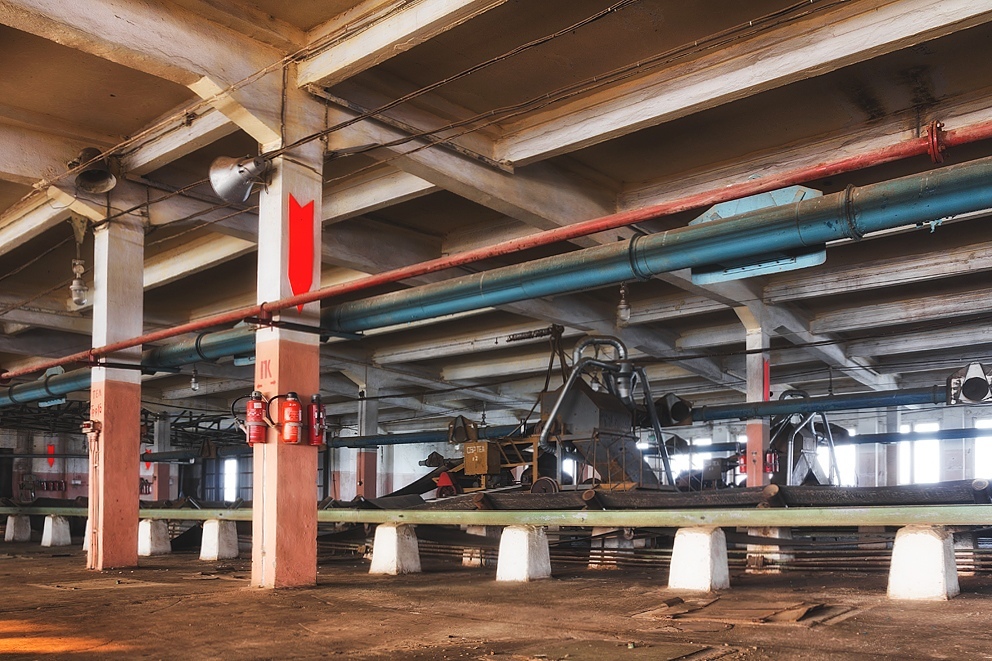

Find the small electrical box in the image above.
[{"left": 463, "top": 441, "right": 501, "bottom": 475}]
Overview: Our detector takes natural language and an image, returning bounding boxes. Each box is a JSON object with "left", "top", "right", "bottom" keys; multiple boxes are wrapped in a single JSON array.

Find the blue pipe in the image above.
[
  {"left": 0, "top": 328, "right": 256, "bottom": 408},
  {"left": 328, "top": 424, "right": 527, "bottom": 448},
  {"left": 692, "top": 386, "right": 947, "bottom": 422},
  {"left": 4, "top": 156, "right": 992, "bottom": 409},
  {"left": 325, "top": 156, "right": 992, "bottom": 332}
]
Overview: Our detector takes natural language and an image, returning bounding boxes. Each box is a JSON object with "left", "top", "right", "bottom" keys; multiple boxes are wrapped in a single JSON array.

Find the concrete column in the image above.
[
  {"left": 137, "top": 519, "right": 171, "bottom": 556},
  {"left": 41, "top": 515, "right": 71, "bottom": 547},
  {"left": 734, "top": 307, "right": 770, "bottom": 488},
  {"left": 884, "top": 408, "right": 900, "bottom": 486},
  {"left": 151, "top": 413, "right": 174, "bottom": 501},
  {"left": 251, "top": 152, "right": 323, "bottom": 589},
  {"left": 888, "top": 526, "right": 959, "bottom": 600},
  {"left": 369, "top": 523, "right": 421, "bottom": 575},
  {"left": 496, "top": 526, "right": 551, "bottom": 582},
  {"left": 88, "top": 213, "right": 143, "bottom": 570},
  {"left": 356, "top": 380, "right": 380, "bottom": 499},
  {"left": 669, "top": 527, "right": 730, "bottom": 592},
  {"left": 200, "top": 519, "right": 239, "bottom": 561},
  {"left": 4, "top": 515, "right": 31, "bottom": 542}
]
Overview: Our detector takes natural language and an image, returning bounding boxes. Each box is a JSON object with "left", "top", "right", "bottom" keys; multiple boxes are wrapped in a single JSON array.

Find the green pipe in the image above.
[{"left": 3, "top": 504, "right": 990, "bottom": 527}]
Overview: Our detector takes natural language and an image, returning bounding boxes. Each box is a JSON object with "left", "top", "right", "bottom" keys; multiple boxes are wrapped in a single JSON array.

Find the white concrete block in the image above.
[
  {"left": 82, "top": 518, "right": 91, "bottom": 551},
  {"left": 137, "top": 519, "right": 171, "bottom": 557},
  {"left": 888, "top": 525, "right": 959, "bottom": 600},
  {"left": 41, "top": 515, "right": 72, "bottom": 547},
  {"left": 496, "top": 525, "right": 551, "bottom": 582},
  {"left": 668, "top": 526, "right": 730, "bottom": 592},
  {"left": 4, "top": 515, "right": 31, "bottom": 543},
  {"left": 200, "top": 519, "right": 239, "bottom": 561},
  {"left": 588, "top": 527, "right": 634, "bottom": 570},
  {"left": 369, "top": 523, "right": 421, "bottom": 575}
]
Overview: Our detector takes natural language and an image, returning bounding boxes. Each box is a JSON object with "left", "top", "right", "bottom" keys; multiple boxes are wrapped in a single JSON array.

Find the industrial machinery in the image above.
[{"left": 419, "top": 335, "right": 688, "bottom": 496}]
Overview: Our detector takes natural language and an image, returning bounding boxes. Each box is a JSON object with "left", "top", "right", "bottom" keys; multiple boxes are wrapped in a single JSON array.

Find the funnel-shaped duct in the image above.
[
  {"left": 948, "top": 362, "right": 992, "bottom": 404},
  {"left": 70, "top": 147, "right": 117, "bottom": 194},
  {"left": 208, "top": 156, "right": 271, "bottom": 203}
]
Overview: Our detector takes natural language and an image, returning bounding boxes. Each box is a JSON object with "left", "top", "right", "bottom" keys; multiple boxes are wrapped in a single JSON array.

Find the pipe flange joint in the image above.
[
  {"left": 627, "top": 234, "right": 655, "bottom": 281},
  {"left": 842, "top": 185, "right": 864, "bottom": 241}
]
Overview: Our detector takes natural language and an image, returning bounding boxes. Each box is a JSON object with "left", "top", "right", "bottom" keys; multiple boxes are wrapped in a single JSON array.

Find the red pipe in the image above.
[{"left": 4, "top": 119, "right": 992, "bottom": 383}]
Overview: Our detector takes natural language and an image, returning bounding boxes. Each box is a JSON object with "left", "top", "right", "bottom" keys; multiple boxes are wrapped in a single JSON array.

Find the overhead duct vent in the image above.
[{"left": 947, "top": 362, "right": 992, "bottom": 405}]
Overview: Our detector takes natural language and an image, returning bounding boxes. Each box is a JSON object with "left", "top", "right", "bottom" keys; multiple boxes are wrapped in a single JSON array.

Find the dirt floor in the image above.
[{"left": 0, "top": 543, "right": 990, "bottom": 660}]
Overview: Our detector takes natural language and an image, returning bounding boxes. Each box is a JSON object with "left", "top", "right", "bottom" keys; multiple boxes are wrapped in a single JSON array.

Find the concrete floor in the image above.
[{"left": 0, "top": 543, "right": 990, "bottom": 659}]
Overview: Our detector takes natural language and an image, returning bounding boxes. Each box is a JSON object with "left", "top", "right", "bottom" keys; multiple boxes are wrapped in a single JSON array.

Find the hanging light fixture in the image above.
[
  {"left": 68, "top": 259, "right": 87, "bottom": 306},
  {"left": 68, "top": 215, "right": 89, "bottom": 306},
  {"left": 615, "top": 282, "right": 631, "bottom": 328},
  {"left": 190, "top": 366, "right": 200, "bottom": 392}
]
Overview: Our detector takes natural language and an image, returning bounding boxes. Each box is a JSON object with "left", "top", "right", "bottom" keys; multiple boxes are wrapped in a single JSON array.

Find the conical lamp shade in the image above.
[
  {"left": 209, "top": 156, "right": 271, "bottom": 203},
  {"left": 73, "top": 147, "right": 117, "bottom": 194}
]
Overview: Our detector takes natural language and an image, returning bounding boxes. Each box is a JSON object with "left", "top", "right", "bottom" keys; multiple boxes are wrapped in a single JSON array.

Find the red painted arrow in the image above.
[{"left": 288, "top": 195, "right": 315, "bottom": 312}]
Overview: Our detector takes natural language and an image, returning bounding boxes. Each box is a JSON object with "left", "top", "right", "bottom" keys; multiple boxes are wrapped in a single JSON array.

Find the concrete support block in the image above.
[
  {"left": 4, "top": 515, "right": 31, "bottom": 543},
  {"left": 137, "top": 519, "right": 171, "bottom": 557},
  {"left": 496, "top": 525, "right": 551, "bottom": 582},
  {"left": 668, "top": 527, "right": 730, "bottom": 592},
  {"left": 82, "top": 518, "right": 91, "bottom": 551},
  {"left": 888, "top": 525, "right": 959, "bottom": 600},
  {"left": 369, "top": 523, "right": 421, "bottom": 575},
  {"left": 41, "top": 515, "right": 71, "bottom": 547},
  {"left": 200, "top": 519, "right": 239, "bottom": 561},
  {"left": 588, "top": 527, "right": 634, "bottom": 570}
]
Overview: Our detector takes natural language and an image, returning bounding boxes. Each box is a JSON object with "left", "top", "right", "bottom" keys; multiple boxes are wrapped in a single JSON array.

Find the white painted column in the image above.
[
  {"left": 88, "top": 212, "right": 144, "bottom": 570},
  {"left": 251, "top": 148, "right": 323, "bottom": 588},
  {"left": 200, "top": 519, "right": 239, "bottom": 561},
  {"left": 669, "top": 527, "right": 730, "bottom": 592},
  {"left": 356, "top": 377, "right": 380, "bottom": 499},
  {"left": 41, "top": 515, "right": 72, "bottom": 547},
  {"left": 884, "top": 408, "right": 900, "bottom": 486},
  {"left": 137, "top": 519, "right": 171, "bottom": 556},
  {"left": 369, "top": 523, "right": 421, "bottom": 575},
  {"left": 888, "top": 526, "right": 959, "bottom": 600},
  {"left": 496, "top": 526, "right": 551, "bottom": 582}
]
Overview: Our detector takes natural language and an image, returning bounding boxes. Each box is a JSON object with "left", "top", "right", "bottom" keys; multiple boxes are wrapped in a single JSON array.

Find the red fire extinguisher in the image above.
[
  {"left": 245, "top": 391, "right": 268, "bottom": 446},
  {"left": 307, "top": 394, "right": 326, "bottom": 446},
  {"left": 281, "top": 392, "right": 303, "bottom": 443}
]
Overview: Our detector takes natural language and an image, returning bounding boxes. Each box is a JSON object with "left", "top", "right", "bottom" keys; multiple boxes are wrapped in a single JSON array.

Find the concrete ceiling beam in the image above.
[
  {"left": 496, "top": 0, "right": 992, "bottom": 165},
  {"left": 299, "top": 0, "right": 509, "bottom": 88}
]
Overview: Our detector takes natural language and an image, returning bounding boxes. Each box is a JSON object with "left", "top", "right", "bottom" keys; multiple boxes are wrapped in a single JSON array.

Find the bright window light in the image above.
[
  {"left": 975, "top": 419, "right": 992, "bottom": 479},
  {"left": 223, "top": 458, "right": 238, "bottom": 502}
]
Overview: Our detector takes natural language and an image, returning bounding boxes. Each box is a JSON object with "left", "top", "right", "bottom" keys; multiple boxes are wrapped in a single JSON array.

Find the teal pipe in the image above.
[
  {"left": 4, "top": 156, "right": 992, "bottom": 408},
  {"left": 326, "top": 156, "right": 992, "bottom": 331},
  {"left": 0, "top": 328, "right": 256, "bottom": 408}
]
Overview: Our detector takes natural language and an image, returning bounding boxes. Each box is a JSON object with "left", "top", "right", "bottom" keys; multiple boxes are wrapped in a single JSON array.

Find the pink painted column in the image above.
[
  {"left": 88, "top": 214, "right": 144, "bottom": 570},
  {"left": 251, "top": 152, "right": 322, "bottom": 588}
]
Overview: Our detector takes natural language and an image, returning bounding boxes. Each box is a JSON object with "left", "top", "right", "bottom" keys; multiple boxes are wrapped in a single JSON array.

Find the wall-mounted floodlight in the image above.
[{"left": 208, "top": 156, "right": 271, "bottom": 203}]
